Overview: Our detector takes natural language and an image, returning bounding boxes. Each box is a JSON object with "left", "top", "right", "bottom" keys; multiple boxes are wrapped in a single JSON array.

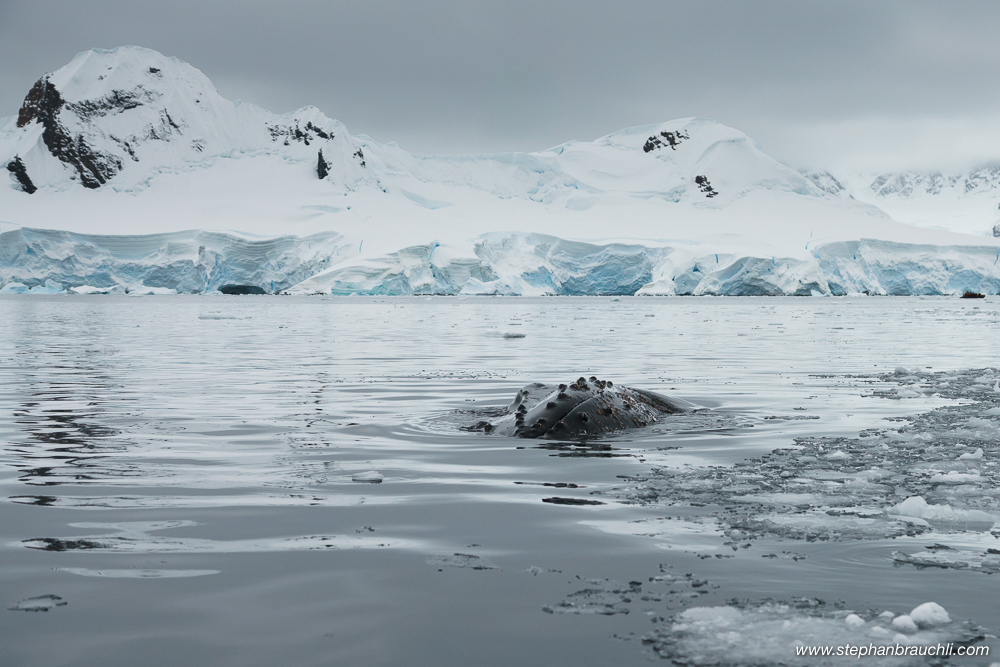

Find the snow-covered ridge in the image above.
[
  {"left": 805, "top": 166, "right": 1000, "bottom": 237},
  {"left": 2, "top": 46, "right": 373, "bottom": 194},
  {"left": 4, "top": 46, "right": 1000, "bottom": 296},
  {"left": 1, "top": 46, "right": 823, "bottom": 209}
]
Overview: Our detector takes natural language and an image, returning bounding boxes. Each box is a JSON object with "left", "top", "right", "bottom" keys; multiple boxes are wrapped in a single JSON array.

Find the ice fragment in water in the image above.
[
  {"left": 427, "top": 553, "right": 498, "bottom": 570},
  {"left": 887, "top": 496, "right": 995, "bottom": 528},
  {"left": 643, "top": 600, "right": 979, "bottom": 666},
  {"left": 845, "top": 613, "right": 865, "bottom": 627},
  {"left": 352, "top": 471, "right": 383, "bottom": 483},
  {"left": 8, "top": 595, "right": 67, "bottom": 612},
  {"left": 909, "top": 602, "right": 950, "bottom": 628},
  {"left": 58, "top": 568, "right": 219, "bottom": 578}
]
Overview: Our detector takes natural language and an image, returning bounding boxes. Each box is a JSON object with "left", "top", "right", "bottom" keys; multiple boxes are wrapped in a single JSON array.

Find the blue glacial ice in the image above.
[
  {"left": 5, "top": 228, "right": 1000, "bottom": 296},
  {"left": 0, "top": 227, "right": 353, "bottom": 294}
]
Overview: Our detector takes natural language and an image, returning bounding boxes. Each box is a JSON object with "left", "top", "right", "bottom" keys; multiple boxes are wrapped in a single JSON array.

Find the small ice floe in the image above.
[
  {"left": 7, "top": 595, "right": 67, "bottom": 612},
  {"left": 891, "top": 615, "right": 919, "bottom": 632},
  {"left": 427, "top": 553, "right": 498, "bottom": 570},
  {"left": 929, "top": 471, "right": 984, "bottom": 484},
  {"left": 543, "top": 578, "right": 639, "bottom": 615},
  {"left": 892, "top": 546, "right": 1000, "bottom": 574},
  {"left": 844, "top": 613, "right": 865, "bottom": 627},
  {"left": 351, "top": 471, "right": 383, "bottom": 484},
  {"left": 643, "top": 600, "right": 978, "bottom": 665},
  {"left": 959, "top": 448, "right": 984, "bottom": 460},
  {"left": 58, "top": 568, "right": 219, "bottom": 578},
  {"left": 128, "top": 286, "right": 177, "bottom": 295},
  {"left": 886, "top": 496, "right": 995, "bottom": 529},
  {"left": 502, "top": 332, "right": 525, "bottom": 339},
  {"left": 70, "top": 284, "right": 127, "bottom": 295}
]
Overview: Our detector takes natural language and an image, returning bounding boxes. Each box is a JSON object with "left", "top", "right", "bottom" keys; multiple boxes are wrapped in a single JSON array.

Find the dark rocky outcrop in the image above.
[
  {"left": 694, "top": 174, "right": 718, "bottom": 198},
  {"left": 267, "top": 120, "right": 333, "bottom": 146},
  {"left": 6, "top": 156, "right": 37, "bottom": 194},
  {"left": 16, "top": 77, "right": 123, "bottom": 188},
  {"left": 65, "top": 88, "right": 156, "bottom": 120},
  {"left": 317, "top": 149, "right": 330, "bottom": 179},
  {"left": 643, "top": 129, "right": 690, "bottom": 153}
]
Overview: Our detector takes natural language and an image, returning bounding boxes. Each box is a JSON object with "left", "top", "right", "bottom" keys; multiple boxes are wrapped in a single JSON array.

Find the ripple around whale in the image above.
[{"left": 466, "top": 377, "right": 696, "bottom": 439}]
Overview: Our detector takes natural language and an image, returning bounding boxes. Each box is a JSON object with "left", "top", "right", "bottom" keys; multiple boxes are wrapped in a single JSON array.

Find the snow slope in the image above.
[
  {"left": 3, "top": 46, "right": 1000, "bottom": 295},
  {"left": 805, "top": 168, "right": 1000, "bottom": 237}
]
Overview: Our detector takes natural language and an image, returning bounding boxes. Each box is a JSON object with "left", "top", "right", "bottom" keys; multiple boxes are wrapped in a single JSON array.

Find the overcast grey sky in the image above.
[{"left": 1, "top": 0, "right": 998, "bottom": 171}]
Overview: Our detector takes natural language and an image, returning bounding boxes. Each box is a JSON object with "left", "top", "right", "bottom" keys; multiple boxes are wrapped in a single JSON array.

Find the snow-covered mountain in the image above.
[
  {"left": 2, "top": 46, "right": 373, "bottom": 196},
  {"left": 804, "top": 167, "right": 1000, "bottom": 237},
  {"left": 3, "top": 46, "right": 1000, "bottom": 296}
]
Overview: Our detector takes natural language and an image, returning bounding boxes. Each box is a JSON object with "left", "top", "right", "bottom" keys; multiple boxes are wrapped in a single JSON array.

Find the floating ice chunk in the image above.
[
  {"left": 645, "top": 601, "right": 979, "bottom": 665},
  {"left": 69, "top": 285, "right": 98, "bottom": 294},
  {"left": 887, "top": 496, "right": 995, "bottom": 528},
  {"left": 676, "top": 606, "right": 743, "bottom": 625},
  {"left": 994, "top": 380, "right": 1000, "bottom": 392},
  {"left": 427, "top": 553, "right": 498, "bottom": 570},
  {"left": 959, "top": 448, "right": 984, "bottom": 460},
  {"left": 351, "top": 471, "right": 383, "bottom": 484},
  {"left": 929, "top": 471, "right": 984, "bottom": 484},
  {"left": 844, "top": 613, "right": 865, "bottom": 627},
  {"left": 892, "top": 548, "right": 1000, "bottom": 573},
  {"left": 502, "top": 332, "right": 526, "bottom": 339},
  {"left": 891, "top": 615, "right": 918, "bottom": 633},
  {"left": 909, "top": 602, "right": 950, "bottom": 627},
  {"left": 58, "top": 568, "right": 219, "bottom": 578},
  {"left": 894, "top": 387, "right": 923, "bottom": 398},
  {"left": 130, "top": 286, "right": 177, "bottom": 295},
  {"left": 894, "top": 367, "right": 909, "bottom": 375},
  {"left": 825, "top": 450, "right": 849, "bottom": 460}
]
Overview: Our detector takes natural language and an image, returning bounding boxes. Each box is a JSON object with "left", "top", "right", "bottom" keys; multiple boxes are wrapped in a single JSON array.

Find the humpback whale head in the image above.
[{"left": 478, "top": 378, "right": 690, "bottom": 439}]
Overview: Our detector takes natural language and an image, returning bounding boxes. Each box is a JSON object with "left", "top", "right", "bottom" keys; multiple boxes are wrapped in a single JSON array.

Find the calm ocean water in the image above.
[{"left": 1, "top": 295, "right": 998, "bottom": 666}]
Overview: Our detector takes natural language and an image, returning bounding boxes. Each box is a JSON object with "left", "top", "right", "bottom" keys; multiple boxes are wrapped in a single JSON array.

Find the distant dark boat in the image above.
[{"left": 961, "top": 291, "right": 986, "bottom": 299}]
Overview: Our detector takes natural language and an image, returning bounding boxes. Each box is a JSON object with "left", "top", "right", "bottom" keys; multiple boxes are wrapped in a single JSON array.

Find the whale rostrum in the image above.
[{"left": 472, "top": 377, "right": 691, "bottom": 439}]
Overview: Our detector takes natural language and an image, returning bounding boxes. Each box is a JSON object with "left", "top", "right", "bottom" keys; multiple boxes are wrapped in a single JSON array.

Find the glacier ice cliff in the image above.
[
  {"left": 0, "top": 227, "right": 352, "bottom": 294},
  {"left": 290, "top": 234, "right": 1000, "bottom": 297},
  {"left": 4, "top": 230, "right": 1000, "bottom": 297}
]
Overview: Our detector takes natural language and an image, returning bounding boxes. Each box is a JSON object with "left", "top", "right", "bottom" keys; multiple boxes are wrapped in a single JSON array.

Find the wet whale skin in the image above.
[{"left": 482, "top": 377, "right": 688, "bottom": 439}]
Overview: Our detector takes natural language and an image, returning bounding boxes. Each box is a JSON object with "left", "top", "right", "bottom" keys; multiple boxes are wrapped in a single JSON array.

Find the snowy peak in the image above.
[
  {"left": 3, "top": 46, "right": 372, "bottom": 193},
  {"left": 2, "top": 45, "right": 822, "bottom": 209},
  {"left": 546, "top": 117, "right": 821, "bottom": 204}
]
